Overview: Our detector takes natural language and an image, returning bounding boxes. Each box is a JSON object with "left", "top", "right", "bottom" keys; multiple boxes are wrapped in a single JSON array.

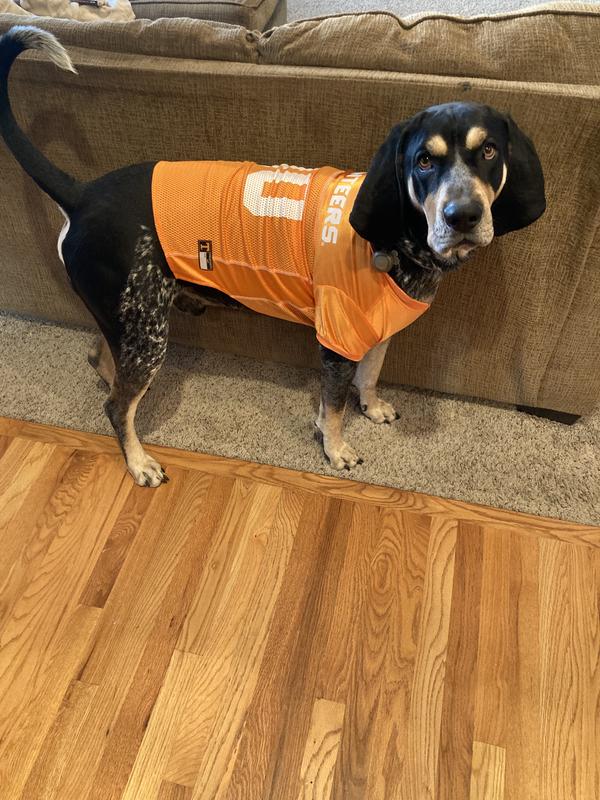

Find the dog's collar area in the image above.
[
  {"left": 371, "top": 238, "right": 446, "bottom": 274},
  {"left": 397, "top": 238, "right": 447, "bottom": 273},
  {"left": 372, "top": 250, "right": 400, "bottom": 272},
  {"left": 376, "top": 237, "right": 447, "bottom": 302}
]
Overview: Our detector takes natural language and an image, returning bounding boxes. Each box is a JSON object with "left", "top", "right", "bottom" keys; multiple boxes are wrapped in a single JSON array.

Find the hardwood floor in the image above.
[{"left": 0, "top": 417, "right": 598, "bottom": 800}]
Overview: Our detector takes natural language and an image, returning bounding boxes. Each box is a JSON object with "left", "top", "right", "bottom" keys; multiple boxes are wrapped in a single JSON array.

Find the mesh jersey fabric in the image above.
[{"left": 151, "top": 160, "right": 430, "bottom": 361}]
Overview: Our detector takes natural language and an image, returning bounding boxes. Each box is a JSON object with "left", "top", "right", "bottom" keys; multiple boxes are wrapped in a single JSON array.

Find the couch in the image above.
[{"left": 0, "top": 3, "right": 598, "bottom": 415}]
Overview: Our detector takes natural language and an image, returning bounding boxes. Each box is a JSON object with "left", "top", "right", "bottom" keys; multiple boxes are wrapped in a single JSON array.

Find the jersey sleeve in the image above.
[{"left": 314, "top": 285, "right": 381, "bottom": 362}]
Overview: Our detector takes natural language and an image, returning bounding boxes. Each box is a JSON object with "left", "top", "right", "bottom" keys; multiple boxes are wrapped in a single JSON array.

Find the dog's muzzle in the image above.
[{"left": 443, "top": 199, "right": 483, "bottom": 233}]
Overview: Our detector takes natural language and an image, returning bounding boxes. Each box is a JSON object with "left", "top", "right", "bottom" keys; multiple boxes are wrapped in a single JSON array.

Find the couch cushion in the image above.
[
  {"left": 130, "top": 0, "right": 284, "bottom": 30},
  {"left": 16, "top": 0, "right": 135, "bottom": 22},
  {"left": 260, "top": 2, "right": 600, "bottom": 85},
  {"left": 0, "top": 12, "right": 259, "bottom": 60},
  {"left": 0, "top": 0, "right": 31, "bottom": 14}
]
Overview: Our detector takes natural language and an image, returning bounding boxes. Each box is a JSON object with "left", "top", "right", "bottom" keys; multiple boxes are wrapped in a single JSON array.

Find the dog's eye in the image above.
[
  {"left": 482, "top": 142, "right": 497, "bottom": 160},
  {"left": 417, "top": 153, "right": 433, "bottom": 171}
]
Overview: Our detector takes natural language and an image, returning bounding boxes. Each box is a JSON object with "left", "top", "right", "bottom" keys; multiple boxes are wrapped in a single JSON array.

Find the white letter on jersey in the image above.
[
  {"left": 243, "top": 168, "right": 311, "bottom": 220},
  {"left": 321, "top": 225, "right": 338, "bottom": 244}
]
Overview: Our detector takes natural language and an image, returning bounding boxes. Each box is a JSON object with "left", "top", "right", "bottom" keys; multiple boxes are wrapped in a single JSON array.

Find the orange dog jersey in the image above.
[{"left": 152, "top": 160, "right": 429, "bottom": 361}]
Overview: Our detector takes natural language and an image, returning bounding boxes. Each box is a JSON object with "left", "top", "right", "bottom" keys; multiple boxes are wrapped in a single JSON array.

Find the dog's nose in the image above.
[{"left": 443, "top": 200, "right": 483, "bottom": 233}]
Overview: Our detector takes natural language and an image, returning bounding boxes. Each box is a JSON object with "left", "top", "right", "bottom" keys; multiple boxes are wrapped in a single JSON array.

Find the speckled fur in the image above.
[
  {"left": 117, "top": 227, "right": 176, "bottom": 381},
  {"left": 102, "top": 227, "right": 176, "bottom": 485},
  {"left": 393, "top": 239, "right": 446, "bottom": 302}
]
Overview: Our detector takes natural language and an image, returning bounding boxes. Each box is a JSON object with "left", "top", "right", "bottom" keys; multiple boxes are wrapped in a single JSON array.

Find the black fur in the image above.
[
  {"left": 0, "top": 28, "right": 82, "bottom": 211},
  {"left": 350, "top": 101, "right": 545, "bottom": 253},
  {"left": 348, "top": 121, "right": 412, "bottom": 251},
  {"left": 319, "top": 345, "right": 357, "bottom": 412},
  {"left": 490, "top": 114, "right": 546, "bottom": 235}
]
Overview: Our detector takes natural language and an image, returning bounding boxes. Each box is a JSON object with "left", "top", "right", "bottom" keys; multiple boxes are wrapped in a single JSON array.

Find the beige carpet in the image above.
[{"left": 1, "top": 312, "right": 598, "bottom": 525}]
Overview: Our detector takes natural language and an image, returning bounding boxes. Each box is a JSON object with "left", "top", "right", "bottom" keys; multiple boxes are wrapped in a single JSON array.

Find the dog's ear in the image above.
[
  {"left": 492, "top": 114, "right": 545, "bottom": 236},
  {"left": 349, "top": 121, "right": 411, "bottom": 248}
]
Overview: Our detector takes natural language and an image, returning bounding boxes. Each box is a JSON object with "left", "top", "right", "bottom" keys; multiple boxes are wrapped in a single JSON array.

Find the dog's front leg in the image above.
[
  {"left": 353, "top": 338, "right": 399, "bottom": 423},
  {"left": 315, "top": 344, "right": 362, "bottom": 470}
]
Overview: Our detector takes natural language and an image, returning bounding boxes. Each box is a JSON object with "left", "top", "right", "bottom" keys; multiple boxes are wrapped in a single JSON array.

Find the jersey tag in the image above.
[{"left": 198, "top": 240, "right": 213, "bottom": 271}]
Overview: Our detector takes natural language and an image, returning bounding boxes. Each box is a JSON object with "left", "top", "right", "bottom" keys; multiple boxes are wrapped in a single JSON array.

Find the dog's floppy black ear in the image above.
[
  {"left": 349, "top": 122, "right": 411, "bottom": 248},
  {"left": 492, "top": 114, "right": 545, "bottom": 236}
]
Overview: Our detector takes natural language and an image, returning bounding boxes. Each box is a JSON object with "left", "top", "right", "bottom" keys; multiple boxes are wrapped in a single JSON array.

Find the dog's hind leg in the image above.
[
  {"left": 104, "top": 229, "right": 176, "bottom": 487},
  {"left": 88, "top": 334, "right": 115, "bottom": 389},
  {"left": 105, "top": 373, "right": 166, "bottom": 487}
]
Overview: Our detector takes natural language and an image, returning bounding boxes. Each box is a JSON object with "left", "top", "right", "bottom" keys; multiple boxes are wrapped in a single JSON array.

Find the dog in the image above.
[{"left": 0, "top": 26, "right": 546, "bottom": 486}]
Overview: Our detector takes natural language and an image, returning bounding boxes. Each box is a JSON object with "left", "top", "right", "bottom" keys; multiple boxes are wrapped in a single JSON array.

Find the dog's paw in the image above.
[
  {"left": 360, "top": 397, "right": 399, "bottom": 424},
  {"left": 325, "top": 441, "right": 363, "bottom": 471},
  {"left": 127, "top": 454, "right": 169, "bottom": 487}
]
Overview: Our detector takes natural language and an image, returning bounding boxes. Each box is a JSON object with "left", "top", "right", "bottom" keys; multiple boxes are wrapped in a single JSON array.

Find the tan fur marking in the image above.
[
  {"left": 317, "top": 402, "right": 344, "bottom": 444},
  {"left": 473, "top": 176, "right": 495, "bottom": 206},
  {"left": 354, "top": 340, "right": 390, "bottom": 395},
  {"left": 407, "top": 176, "right": 421, "bottom": 210},
  {"left": 426, "top": 135, "right": 448, "bottom": 157},
  {"left": 423, "top": 191, "right": 439, "bottom": 225},
  {"left": 316, "top": 401, "right": 361, "bottom": 469},
  {"left": 89, "top": 336, "right": 115, "bottom": 388},
  {"left": 353, "top": 340, "right": 397, "bottom": 424},
  {"left": 465, "top": 126, "right": 488, "bottom": 150},
  {"left": 496, "top": 163, "right": 508, "bottom": 198}
]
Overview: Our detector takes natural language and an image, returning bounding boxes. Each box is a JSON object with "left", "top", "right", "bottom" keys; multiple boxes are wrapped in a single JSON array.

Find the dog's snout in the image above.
[{"left": 443, "top": 199, "right": 483, "bottom": 233}]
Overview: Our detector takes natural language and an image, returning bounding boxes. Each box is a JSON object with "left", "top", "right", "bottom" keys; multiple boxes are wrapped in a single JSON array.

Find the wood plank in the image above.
[
  {"left": 0, "top": 450, "right": 127, "bottom": 797},
  {"left": 312, "top": 502, "right": 379, "bottom": 707},
  {"left": 504, "top": 533, "right": 541, "bottom": 800},
  {"left": 180, "top": 487, "right": 302, "bottom": 797},
  {"left": 21, "top": 679, "right": 99, "bottom": 800},
  {"left": 473, "top": 528, "right": 511, "bottom": 746},
  {"left": 122, "top": 649, "right": 198, "bottom": 800},
  {"left": 78, "top": 466, "right": 192, "bottom": 685},
  {"left": 469, "top": 741, "right": 506, "bottom": 800},
  {"left": 326, "top": 502, "right": 386, "bottom": 799},
  {"left": 0, "top": 437, "right": 57, "bottom": 538},
  {"left": 158, "top": 782, "right": 193, "bottom": 800},
  {"left": 79, "top": 482, "right": 155, "bottom": 608},
  {"left": 0, "top": 433, "right": 12, "bottom": 460},
  {"left": 401, "top": 517, "right": 457, "bottom": 800},
  {"left": 85, "top": 475, "right": 235, "bottom": 800},
  {"left": 538, "top": 540, "right": 600, "bottom": 800},
  {"left": 261, "top": 500, "right": 359, "bottom": 800},
  {"left": 437, "top": 521, "right": 484, "bottom": 800},
  {"left": 0, "top": 453, "right": 125, "bottom": 729},
  {"left": 176, "top": 479, "right": 277, "bottom": 654},
  {"left": 2, "top": 417, "right": 597, "bottom": 544},
  {"left": 124, "top": 484, "right": 303, "bottom": 799},
  {"left": 298, "top": 698, "right": 345, "bottom": 800},
  {"left": 41, "top": 466, "right": 200, "bottom": 800},
  {"left": 365, "top": 511, "right": 431, "bottom": 799},
  {"left": 0, "top": 444, "right": 75, "bottom": 629},
  {"left": 0, "top": 605, "right": 102, "bottom": 799},
  {"left": 218, "top": 496, "right": 352, "bottom": 800}
]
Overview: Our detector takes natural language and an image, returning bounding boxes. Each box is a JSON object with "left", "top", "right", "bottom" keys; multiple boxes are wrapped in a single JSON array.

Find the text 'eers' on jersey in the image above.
[{"left": 152, "top": 160, "right": 429, "bottom": 362}]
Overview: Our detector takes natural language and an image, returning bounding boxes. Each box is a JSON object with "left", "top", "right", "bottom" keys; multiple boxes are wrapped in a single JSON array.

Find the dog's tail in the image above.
[{"left": 0, "top": 26, "right": 82, "bottom": 213}]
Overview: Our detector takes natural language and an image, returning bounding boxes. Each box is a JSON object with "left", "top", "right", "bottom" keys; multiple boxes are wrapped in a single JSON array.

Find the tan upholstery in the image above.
[
  {"left": 0, "top": 4, "right": 598, "bottom": 415},
  {"left": 262, "top": 3, "right": 600, "bottom": 84},
  {"left": 15, "top": 0, "right": 135, "bottom": 22},
  {"left": 130, "top": 0, "right": 286, "bottom": 30},
  {"left": 0, "top": 0, "right": 31, "bottom": 15}
]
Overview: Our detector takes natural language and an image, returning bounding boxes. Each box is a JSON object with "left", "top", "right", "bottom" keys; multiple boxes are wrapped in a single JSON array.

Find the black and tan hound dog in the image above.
[{"left": 0, "top": 27, "right": 545, "bottom": 486}]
